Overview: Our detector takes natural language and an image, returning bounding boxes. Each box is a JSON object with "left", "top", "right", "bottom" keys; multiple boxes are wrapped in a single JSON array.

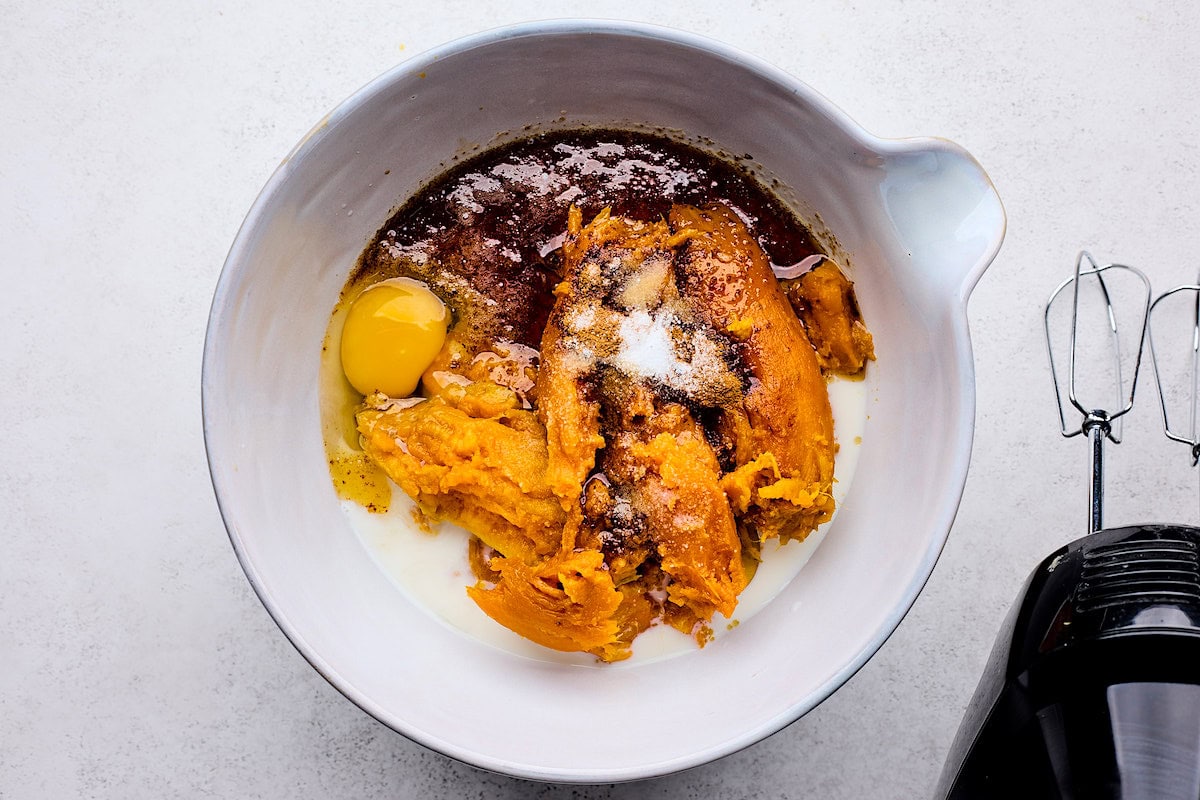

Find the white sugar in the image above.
[{"left": 612, "top": 309, "right": 677, "bottom": 382}]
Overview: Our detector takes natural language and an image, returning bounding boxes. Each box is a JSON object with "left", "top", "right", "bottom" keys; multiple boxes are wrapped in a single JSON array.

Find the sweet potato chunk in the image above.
[
  {"left": 787, "top": 261, "right": 875, "bottom": 376},
  {"left": 467, "top": 549, "right": 625, "bottom": 658},
  {"left": 607, "top": 414, "right": 746, "bottom": 621},
  {"left": 357, "top": 383, "right": 565, "bottom": 560},
  {"left": 670, "top": 203, "right": 837, "bottom": 543}
]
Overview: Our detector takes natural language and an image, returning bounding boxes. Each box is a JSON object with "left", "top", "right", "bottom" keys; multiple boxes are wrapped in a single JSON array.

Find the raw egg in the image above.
[{"left": 340, "top": 277, "right": 449, "bottom": 396}]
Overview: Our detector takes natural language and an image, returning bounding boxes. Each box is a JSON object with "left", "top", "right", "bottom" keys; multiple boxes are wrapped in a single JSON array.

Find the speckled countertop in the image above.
[{"left": 5, "top": 2, "right": 1200, "bottom": 797}]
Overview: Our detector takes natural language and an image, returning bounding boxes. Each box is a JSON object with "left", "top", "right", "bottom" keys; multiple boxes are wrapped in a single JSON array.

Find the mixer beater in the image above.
[{"left": 1044, "top": 251, "right": 1150, "bottom": 533}]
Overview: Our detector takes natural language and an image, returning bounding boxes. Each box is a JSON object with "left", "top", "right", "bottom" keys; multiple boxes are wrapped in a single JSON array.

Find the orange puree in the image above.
[{"left": 350, "top": 204, "right": 872, "bottom": 660}]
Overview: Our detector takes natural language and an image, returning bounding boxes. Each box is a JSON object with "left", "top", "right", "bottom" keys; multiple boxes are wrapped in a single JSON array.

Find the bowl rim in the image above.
[{"left": 202, "top": 17, "right": 1006, "bottom": 783}]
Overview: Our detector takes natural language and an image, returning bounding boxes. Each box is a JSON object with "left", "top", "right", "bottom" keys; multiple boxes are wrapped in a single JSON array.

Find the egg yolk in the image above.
[{"left": 340, "top": 277, "right": 449, "bottom": 397}]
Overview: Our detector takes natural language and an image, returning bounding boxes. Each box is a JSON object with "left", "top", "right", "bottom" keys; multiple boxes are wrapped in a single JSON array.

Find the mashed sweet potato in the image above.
[
  {"left": 326, "top": 130, "right": 877, "bottom": 661},
  {"left": 354, "top": 202, "right": 872, "bottom": 660}
]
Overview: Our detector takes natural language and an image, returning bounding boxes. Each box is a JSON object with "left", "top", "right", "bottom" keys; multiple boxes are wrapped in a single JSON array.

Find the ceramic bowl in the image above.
[{"left": 203, "top": 20, "right": 1005, "bottom": 782}]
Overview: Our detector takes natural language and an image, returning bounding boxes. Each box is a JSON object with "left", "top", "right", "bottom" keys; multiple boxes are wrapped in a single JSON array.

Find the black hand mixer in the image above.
[{"left": 939, "top": 253, "right": 1200, "bottom": 799}]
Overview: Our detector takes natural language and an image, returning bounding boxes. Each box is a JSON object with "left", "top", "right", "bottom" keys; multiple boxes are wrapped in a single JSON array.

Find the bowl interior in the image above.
[{"left": 204, "top": 22, "right": 1004, "bottom": 781}]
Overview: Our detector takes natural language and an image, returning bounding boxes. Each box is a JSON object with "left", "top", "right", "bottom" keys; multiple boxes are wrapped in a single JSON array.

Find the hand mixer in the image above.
[{"left": 939, "top": 252, "right": 1200, "bottom": 799}]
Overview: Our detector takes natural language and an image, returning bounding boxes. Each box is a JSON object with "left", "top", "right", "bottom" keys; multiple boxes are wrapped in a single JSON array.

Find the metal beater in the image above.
[
  {"left": 1044, "top": 251, "right": 1151, "bottom": 533},
  {"left": 1149, "top": 276, "right": 1200, "bottom": 483}
]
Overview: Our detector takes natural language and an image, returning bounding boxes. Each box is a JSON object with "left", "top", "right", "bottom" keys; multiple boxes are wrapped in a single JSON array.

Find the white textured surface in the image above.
[{"left": 3, "top": 2, "right": 1199, "bottom": 797}]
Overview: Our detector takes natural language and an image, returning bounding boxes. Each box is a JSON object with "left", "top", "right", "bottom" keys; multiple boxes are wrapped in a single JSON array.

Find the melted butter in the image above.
[
  {"left": 329, "top": 452, "right": 392, "bottom": 513},
  {"left": 321, "top": 291, "right": 394, "bottom": 506}
]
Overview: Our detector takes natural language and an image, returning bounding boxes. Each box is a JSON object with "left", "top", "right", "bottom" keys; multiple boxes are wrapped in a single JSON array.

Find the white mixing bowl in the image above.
[{"left": 203, "top": 20, "right": 1005, "bottom": 782}]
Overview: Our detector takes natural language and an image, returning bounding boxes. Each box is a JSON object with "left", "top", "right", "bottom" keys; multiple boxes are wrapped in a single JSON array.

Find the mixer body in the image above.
[{"left": 940, "top": 524, "right": 1200, "bottom": 799}]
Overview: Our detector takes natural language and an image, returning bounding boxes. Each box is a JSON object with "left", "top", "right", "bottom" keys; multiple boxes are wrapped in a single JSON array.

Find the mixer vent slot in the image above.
[{"left": 1076, "top": 539, "right": 1200, "bottom": 611}]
